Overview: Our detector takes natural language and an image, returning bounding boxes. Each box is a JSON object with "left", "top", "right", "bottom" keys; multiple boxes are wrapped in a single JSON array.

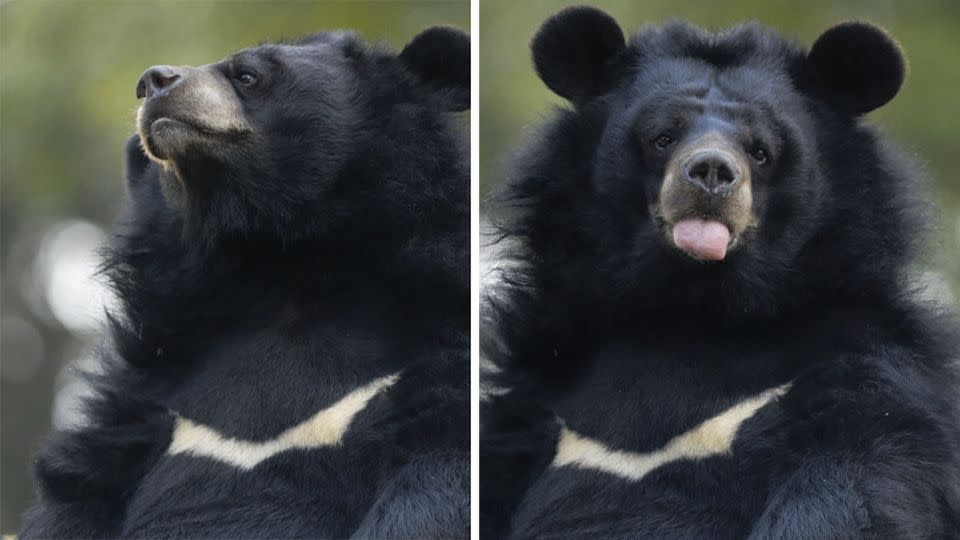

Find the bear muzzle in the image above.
[
  {"left": 656, "top": 132, "right": 756, "bottom": 261},
  {"left": 135, "top": 64, "right": 251, "bottom": 163}
]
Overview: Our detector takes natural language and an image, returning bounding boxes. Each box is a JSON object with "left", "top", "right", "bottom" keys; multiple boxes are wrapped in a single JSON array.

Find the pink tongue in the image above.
[{"left": 672, "top": 219, "right": 731, "bottom": 261}]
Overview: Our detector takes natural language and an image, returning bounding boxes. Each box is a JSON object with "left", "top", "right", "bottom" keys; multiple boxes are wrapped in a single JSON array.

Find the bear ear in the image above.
[
  {"left": 532, "top": 6, "right": 627, "bottom": 104},
  {"left": 803, "top": 22, "right": 906, "bottom": 115},
  {"left": 399, "top": 26, "right": 470, "bottom": 112}
]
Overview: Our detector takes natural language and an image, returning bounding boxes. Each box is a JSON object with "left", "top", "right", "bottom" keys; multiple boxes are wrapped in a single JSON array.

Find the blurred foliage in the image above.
[
  {"left": 0, "top": 0, "right": 467, "bottom": 532},
  {"left": 480, "top": 0, "right": 959, "bottom": 299}
]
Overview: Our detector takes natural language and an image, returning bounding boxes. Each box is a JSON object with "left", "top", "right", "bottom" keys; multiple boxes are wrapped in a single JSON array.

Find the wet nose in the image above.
[
  {"left": 683, "top": 151, "right": 741, "bottom": 193},
  {"left": 136, "top": 65, "right": 183, "bottom": 99}
]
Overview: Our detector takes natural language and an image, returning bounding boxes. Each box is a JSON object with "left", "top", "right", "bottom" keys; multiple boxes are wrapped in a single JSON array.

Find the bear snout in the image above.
[
  {"left": 136, "top": 65, "right": 185, "bottom": 100},
  {"left": 134, "top": 64, "right": 251, "bottom": 165},
  {"left": 656, "top": 133, "right": 755, "bottom": 260}
]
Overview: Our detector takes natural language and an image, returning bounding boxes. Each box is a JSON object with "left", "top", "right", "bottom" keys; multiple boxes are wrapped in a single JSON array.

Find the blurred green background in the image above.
[
  {"left": 0, "top": 0, "right": 467, "bottom": 532},
  {"left": 480, "top": 0, "right": 959, "bottom": 302}
]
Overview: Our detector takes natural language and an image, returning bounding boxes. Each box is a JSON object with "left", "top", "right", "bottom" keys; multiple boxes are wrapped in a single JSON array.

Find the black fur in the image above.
[
  {"left": 804, "top": 22, "right": 906, "bottom": 115},
  {"left": 482, "top": 9, "right": 959, "bottom": 539},
  {"left": 531, "top": 5, "right": 627, "bottom": 104},
  {"left": 400, "top": 26, "right": 471, "bottom": 112},
  {"left": 22, "top": 28, "right": 469, "bottom": 539}
]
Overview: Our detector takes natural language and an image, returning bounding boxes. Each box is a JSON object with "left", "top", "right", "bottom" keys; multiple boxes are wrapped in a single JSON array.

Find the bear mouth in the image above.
[
  {"left": 138, "top": 117, "right": 196, "bottom": 161},
  {"left": 145, "top": 116, "right": 230, "bottom": 141},
  {"left": 137, "top": 112, "right": 238, "bottom": 162},
  {"left": 650, "top": 207, "right": 743, "bottom": 262},
  {"left": 149, "top": 117, "right": 220, "bottom": 135},
  {"left": 670, "top": 217, "right": 736, "bottom": 261},
  {"left": 652, "top": 215, "right": 742, "bottom": 262}
]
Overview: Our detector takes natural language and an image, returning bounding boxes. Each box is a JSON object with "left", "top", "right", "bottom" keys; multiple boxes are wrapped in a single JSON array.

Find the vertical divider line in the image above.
[{"left": 469, "top": 0, "right": 481, "bottom": 538}]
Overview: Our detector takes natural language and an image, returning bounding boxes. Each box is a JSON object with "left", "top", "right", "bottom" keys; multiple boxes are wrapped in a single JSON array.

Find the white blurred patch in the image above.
[
  {"left": 51, "top": 347, "right": 104, "bottom": 429},
  {"left": 33, "top": 220, "right": 115, "bottom": 333},
  {"left": 480, "top": 214, "right": 522, "bottom": 400},
  {"left": 480, "top": 215, "right": 524, "bottom": 301},
  {"left": 915, "top": 269, "right": 955, "bottom": 307}
]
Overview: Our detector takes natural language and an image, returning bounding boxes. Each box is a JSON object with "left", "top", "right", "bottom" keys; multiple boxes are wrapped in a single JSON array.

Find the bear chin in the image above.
[{"left": 138, "top": 117, "right": 231, "bottom": 163}]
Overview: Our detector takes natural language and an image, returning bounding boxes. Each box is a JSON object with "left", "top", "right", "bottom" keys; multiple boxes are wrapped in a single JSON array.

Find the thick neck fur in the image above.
[{"left": 108, "top": 117, "right": 467, "bottom": 370}]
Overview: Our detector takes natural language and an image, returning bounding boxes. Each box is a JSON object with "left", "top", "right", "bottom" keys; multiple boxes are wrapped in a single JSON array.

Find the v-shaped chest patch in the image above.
[
  {"left": 166, "top": 373, "right": 400, "bottom": 470},
  {"left": 551, "top": 382, "right": 792, "bottom": 481}
]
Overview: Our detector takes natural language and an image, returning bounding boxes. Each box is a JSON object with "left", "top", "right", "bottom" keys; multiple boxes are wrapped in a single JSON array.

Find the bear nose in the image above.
[
  {"left": 136, "top": 65, "right": 183, "bottom": 99},
  {"left": 683, "top": 151, "right": 741, "bottom": 193}
]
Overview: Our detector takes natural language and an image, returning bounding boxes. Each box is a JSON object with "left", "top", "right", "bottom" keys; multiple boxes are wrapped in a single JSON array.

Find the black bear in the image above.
[
  {"left": 22, "top": 27, "right": 470, "bottom": 539},
  {"left": 481, "top": 7, "right": 960, "bottom": 538}
]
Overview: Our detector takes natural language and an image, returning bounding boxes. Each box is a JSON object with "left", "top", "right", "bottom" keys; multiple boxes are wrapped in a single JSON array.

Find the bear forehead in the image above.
[
  {"left": 217, "top": 31, "right": 362, "bottom": 69},
  {"left": 224, "top": 42, "right": 346, "bottom": 65},
  {"left": 626, "top": 21, "right": 804, "bottom": 68},
  {"left": 627, "top": 58, "right": 797, "bottom": 111}
]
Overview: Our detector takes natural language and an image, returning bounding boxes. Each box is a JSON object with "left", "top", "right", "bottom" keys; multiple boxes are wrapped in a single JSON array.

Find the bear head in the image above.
[
  {"left": 129, "top": 27, "right": 469, "bottom": 249},
  {"left": 501, "top": 7, "right": 922, "bottom": 316}
]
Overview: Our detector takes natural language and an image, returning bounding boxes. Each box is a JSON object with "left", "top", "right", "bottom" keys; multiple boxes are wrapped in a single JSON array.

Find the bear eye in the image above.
[
  {"left": 749, "top": 146, "right": 769, "bottom": 165},
  {"left": 235, "top": 72, "right": 258, "bottom": 86},
  {"left": 654, "top": 135, "right": 675, "bottom": 149}
]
